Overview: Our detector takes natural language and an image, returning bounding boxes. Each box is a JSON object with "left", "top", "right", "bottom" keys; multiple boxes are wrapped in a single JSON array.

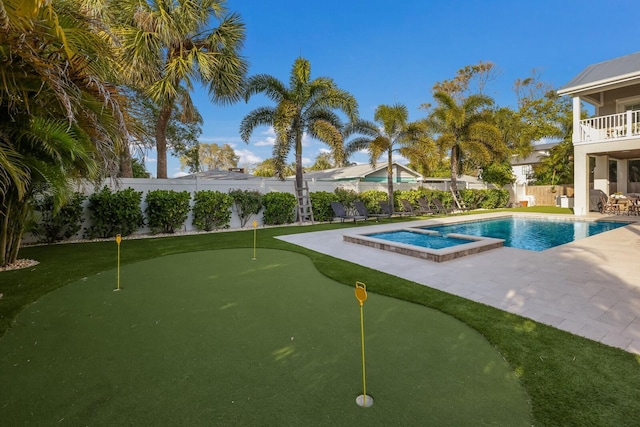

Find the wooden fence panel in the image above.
[{"left": 526, "top": 185, "right": 574, "bottom": 206}]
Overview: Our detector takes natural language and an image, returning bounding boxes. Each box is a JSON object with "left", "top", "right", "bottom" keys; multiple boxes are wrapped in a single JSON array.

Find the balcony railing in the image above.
[{"left": 579, "top": 110, "right": 640, "bottom": 143}]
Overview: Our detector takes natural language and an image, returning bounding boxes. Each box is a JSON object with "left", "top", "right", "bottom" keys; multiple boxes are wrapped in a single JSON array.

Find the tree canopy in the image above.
[
  {"left": 114, "top": 0, "right": 247, "bottom": 178},
  {"left": 240, "top": 57, "right": 358, "bottom": 190},
  {"left": 346, "top": 104, "right": 433, "bottom": 207}
]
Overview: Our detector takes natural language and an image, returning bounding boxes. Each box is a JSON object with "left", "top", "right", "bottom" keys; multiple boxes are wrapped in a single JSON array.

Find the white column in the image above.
[
  {"left": 617, "top": 159, "right": 629, "bottom": 194},
  {"left": 572, "top": 97, "right": 582, "bottom": 143},
  {"left": 573, "top": 150, "right": 589, "bottom": 216}
]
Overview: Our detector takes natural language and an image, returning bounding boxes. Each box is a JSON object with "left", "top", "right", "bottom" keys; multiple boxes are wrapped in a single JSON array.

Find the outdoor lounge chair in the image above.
[
  {"left": 432, "top": 198, "right": 453, "bottom": 215},
  {"left": 330, "top": 202, "right": 366, "bottom": 223},
  {"left": 354, "top": 201, "right": 388, "bottom": 221},
  {"left": 417, "top": 198, "right": 436, "bottom": 215},
  {"left": 400, "top": 199, "right": 417, "bottom": 216},
  {"left": 378, "top": 200, "right": 410, "bottom": 217}
]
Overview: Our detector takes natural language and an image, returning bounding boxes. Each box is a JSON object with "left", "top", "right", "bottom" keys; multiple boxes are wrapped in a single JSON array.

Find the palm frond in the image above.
[
  {"left": 239, "top": 106, "right": 276, "bottom": 142},
  {"left": 243, "top": 75, "right": 287, "bottom": 103}
]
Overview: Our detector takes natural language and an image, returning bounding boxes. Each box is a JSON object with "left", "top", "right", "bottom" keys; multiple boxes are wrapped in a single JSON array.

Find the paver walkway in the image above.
[{"left": 278, "top": 212, "right": 640, "bottom": 354}]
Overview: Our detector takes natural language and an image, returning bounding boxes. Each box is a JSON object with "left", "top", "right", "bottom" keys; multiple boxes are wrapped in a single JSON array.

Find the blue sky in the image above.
[{"left": 141, "top": 0, "right": 640, "bottom": 177}]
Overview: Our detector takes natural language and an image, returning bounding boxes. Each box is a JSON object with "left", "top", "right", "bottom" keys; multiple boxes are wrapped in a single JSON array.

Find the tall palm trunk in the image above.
[
  {"left": 387, "top": 150, "right": 394, "bottom": 209},
  {"left": 295, "top": 130, "right": 304, "bottom": 191},
  {"left": 119, "top": 144, "right": 133, "bottom": 178},
  {"left": 156, "top": 104, "right": 172, "bottom": 179},
  {"left": 450, "top": 145, "right": 459, "bottom": 193}
]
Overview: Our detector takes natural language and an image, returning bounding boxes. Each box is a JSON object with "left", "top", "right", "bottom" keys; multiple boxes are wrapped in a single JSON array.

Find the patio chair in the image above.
[
  {"left": 628, "top": 197, "right": 640, "bottom": 216},
  {"left": 354, "top": 201, "right": 388, "bottom": 221},
  {"left": 400, "top": 199, "right": 418, "bottom": 216},
  {"left": 600, "top": 195, "right": 617, "bottom": 215},
  {"left": 378, "top": 200, "right": 410, "bottom": 217},
  {"left": 417, "top": 198, "right": 436, "bottom": 215},
  {"left": 432, "top": 198, "right": 453, "bottom": 215},
  {"left": 330, "top": 202, "right": 366, "bottom": 223}
]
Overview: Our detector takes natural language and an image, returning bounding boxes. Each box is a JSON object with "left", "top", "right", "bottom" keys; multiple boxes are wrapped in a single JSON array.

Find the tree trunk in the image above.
[
  {"left": 295, "top": 130, "right": 303, "bottom": 191},
  {"left": 450, "top": 145, "right": 459, "bottom": 193},
  {"left": 156, "top": 104, "right": 173, "bottom": 179},
  {"left": 0, "top": 196, "right": 9, "bottom": 266},
  {"left": 0, "top": 190, "right": 29, "bottom": 266},
  {"left": 119, "top": 143, "right": 133, "bottom": 178},
  {"left": 387, "top": 150, "right": 394, "bottom": 209}
]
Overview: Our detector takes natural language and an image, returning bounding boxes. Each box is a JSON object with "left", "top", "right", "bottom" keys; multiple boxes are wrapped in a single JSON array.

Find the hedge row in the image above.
[{"left": 32, "top": 187, "right": 510, "bottom": 242}]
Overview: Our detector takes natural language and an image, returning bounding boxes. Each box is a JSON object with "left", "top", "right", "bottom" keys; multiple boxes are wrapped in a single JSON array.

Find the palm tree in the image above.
[
  {"left": 0, "top": 0, "right": 127, "bottom": 265},
  {"left": 240, "top": 57, "right": 358, "bottom": 190},
  {"left": 427, "top": 91, "right": 505, "bottom": 193},
  {"left": 115, "top": 0, "right": 248, "bottom": 178},
  {"left": 345, "top": 104, "right": 432, "bottom": 209}
]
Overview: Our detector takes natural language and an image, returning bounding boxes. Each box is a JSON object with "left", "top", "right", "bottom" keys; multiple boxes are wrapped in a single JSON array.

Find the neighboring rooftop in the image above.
[
  {"left": 558, "top": 51, "right": 640, "bottom": 95},
  {"left": 176, "top": 168, "right": 259, "bottom": 180},
  {"left": 300, "top": 162, "right": 422, "bottom": 182}
]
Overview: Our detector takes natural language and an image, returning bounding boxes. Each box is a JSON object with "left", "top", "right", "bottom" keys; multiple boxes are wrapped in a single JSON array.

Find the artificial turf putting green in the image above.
[{"left": 0, "top": 248, "right": 530, "bottom": 425}]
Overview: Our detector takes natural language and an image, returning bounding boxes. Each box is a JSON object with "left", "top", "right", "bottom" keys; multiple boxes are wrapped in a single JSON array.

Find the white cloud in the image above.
[
  {"left": 301, "top": 157, "right": 312, "bottom": 166},
  {"left": 145, "top": 156, "right": 157, "bottom": 164},
  {"left": 199, "top": 136, "right": 244, "bottom": 145},
  {"left": 391, "top": 153, "right": 409, "bottom": 164},
  {"left": 235, "top": 148, "right": 262, "bottom": 165},
  {"left": 172, "top": 171, "right": 190, "bottom": 178},
  {"left": 254, "top": 136, "right": 275, "bottom": 147},
  {"left": 301, "top": 132, "right": 313, "bottom": 147},
  {"left": 318, "top": 147, "right": 331, "bottom": 154}
]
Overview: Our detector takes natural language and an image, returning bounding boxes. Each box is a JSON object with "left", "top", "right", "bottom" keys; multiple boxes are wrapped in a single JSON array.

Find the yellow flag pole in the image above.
[
  {"left": 115, "top": 234, "right": 122, "bottom": 291},
  {"left": 355, "top": 281, "right": 373, "bottom": 407},
  {"left": 252, "top": 220, "right": 257, "bottom": 260}
]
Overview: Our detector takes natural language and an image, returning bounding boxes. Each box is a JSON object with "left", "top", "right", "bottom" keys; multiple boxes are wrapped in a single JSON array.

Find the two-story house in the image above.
[{"left": 558, "top": 52, "right": 640, "bottom": 215}]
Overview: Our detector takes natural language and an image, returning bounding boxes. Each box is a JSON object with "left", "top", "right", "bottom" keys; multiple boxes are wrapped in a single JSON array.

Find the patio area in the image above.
[{"left": 278, "top": 212, "right": 640, "bottom": 354}]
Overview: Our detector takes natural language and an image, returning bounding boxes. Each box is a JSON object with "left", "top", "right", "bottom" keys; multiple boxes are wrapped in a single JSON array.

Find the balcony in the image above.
[{"left": 578, "top": 110, "right": 640, "bottom": 143}]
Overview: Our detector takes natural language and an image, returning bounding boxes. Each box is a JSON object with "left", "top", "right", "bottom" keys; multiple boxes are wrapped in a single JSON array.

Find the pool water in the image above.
[
  {"left": 367, "top": 230, "right": 472, "bottom": 249},
  {"left": 424, "top": 217, "right": 628, "bottom": 251}
]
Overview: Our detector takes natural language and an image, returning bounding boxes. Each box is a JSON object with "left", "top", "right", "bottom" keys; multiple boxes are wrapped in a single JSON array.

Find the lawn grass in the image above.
[
  {"left": 0, "top": 249, "right": 530, "bottom": 425},
  {"left": 2, "top": 208, "right": 640, "bottom": 425}
]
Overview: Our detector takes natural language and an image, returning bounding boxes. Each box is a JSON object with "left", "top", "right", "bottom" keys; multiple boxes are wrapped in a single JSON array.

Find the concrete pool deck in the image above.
[{"left": 277, "top": 212, "right": 640, "bottom": 355}]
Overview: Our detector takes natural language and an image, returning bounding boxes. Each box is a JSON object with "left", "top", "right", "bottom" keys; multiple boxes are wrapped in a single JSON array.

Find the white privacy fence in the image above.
[{"left": 25, "top": 176, "right": 497, "bottom": 243}]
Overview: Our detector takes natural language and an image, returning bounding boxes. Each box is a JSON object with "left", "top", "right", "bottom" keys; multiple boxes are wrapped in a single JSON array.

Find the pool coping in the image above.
[
  {"left": 344, "top": 228, "right": 504, "bottom": 262},
  {"left": 343, "top": 212, "right": 632, "bottom": 262},
  {"left": 277, "top": 211, "right": 640, "bottom": 354}
]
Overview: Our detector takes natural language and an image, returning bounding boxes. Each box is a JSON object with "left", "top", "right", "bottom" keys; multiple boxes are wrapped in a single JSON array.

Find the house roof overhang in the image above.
[{"left": 557, "top": 52, "right": 640, "bottom": 104}]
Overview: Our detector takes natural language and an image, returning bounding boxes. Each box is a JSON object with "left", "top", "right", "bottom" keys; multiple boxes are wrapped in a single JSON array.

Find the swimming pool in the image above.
[
  {"left": 344, "top": 228, "right": 504, "bottom": 262},
  {"left": 368, "top": 230, "right": 472, "bottom": 249},
  {"left": 424, "top": 217, "right": 629, "bottom": 251}
]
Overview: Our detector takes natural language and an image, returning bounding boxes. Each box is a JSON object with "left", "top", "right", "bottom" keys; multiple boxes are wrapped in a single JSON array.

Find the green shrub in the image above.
[
  {"left": 479, "top": 189, "right": 510, "bottom": 209},
  {"left": 229, "top": 189, "right": 263, "bottom": 227},
  {"left": 357, "top": 190, "right": 387, "bottom": 213},
  {"left": 145, "top": 190, "right": 191, "bottom": 234},
  {"left": 310, "top": 191, "right": 339, "bottom": 222},
  {"left": 262, "top": 192, "right": 296, "bottom": 225},
  {"left": 192, "top": 190, "right": 233, "bottom": 231},
  {"left": 32, "top": 191, "right": 86, "bottom": 243},
  {"left": 334, "top": 187, "right": 358, "bottom": 210},
  {"left": 459, "top": 189, "right": 485, "bottom": 210},
  {"left": 85, "top": 187, "right": 144, "bottom": 239}
]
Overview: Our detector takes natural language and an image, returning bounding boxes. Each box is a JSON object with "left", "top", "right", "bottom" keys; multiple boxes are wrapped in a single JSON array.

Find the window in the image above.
[{"left": 629, "top": 160, "right": 640, "bottom": 182}]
